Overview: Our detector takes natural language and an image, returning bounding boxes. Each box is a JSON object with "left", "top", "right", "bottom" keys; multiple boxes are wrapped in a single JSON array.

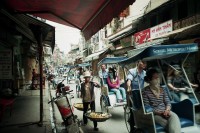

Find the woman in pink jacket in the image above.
[{"left": 107, "top": 67, "right": 126, "bottom": 103}]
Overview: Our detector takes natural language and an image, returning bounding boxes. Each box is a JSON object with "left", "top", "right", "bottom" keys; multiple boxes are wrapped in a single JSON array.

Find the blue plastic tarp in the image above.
[{"left": 75, "top": 62, "right": 91, "bottom": 67}]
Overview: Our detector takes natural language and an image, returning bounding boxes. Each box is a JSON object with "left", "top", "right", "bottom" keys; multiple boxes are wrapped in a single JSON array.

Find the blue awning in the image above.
[
  {"left": 84, "top": 49, "right": 108, "bottom": 62},
  {"left": 119, "top": 43, "right": 198, "bottom": 65},
  {"left": 76, "top": 62, "right": 91, "bottom": 67},
  {"left": 98, "top": 56, "right": 128, "bottom": 66}
]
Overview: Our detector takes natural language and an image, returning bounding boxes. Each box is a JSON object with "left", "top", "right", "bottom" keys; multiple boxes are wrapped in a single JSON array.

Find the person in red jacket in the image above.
[
  {"left": 31, "top": 69, "right": 37, "bottom": 89},
  {"left": 107, "top": 67, "right": 126, "bottom": 103}
]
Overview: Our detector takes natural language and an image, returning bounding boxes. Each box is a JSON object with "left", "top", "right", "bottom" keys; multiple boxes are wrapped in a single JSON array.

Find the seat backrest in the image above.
[
  {"left": 161, "top": 85, "right": 172, "bottom": 101},
  {"left": 171, "top": 99, "right": 194, "bottom": 122}
]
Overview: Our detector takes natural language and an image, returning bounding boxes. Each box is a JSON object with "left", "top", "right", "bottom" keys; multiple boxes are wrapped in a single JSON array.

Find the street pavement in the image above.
[
  {"left": 0, "top": 78, "right": 128, "bottom": 133},
  {"left": 0, "top": 87, "right": 52, "bottom": 133}
]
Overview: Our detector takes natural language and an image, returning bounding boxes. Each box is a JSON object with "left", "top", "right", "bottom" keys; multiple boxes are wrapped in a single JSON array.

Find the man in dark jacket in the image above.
[{"left": 80, "top": 71, "right": 100, "bottom": 131}]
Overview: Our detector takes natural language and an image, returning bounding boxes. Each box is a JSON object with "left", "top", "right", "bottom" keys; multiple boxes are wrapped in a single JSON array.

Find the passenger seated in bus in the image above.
[
  {"left": 142, "top": 68, "right": 181, "bottom": 133},
  {"left": 107, "top": 67, "right": 126, "bottom": 103},
  {"left": 167, "top": 65, "right": 198, "bottom": 102}
]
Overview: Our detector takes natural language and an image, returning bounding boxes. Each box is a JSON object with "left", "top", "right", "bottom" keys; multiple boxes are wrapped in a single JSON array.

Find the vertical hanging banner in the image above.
[{"left": 0, "top": 50, "right": 12, "bottom": 79}]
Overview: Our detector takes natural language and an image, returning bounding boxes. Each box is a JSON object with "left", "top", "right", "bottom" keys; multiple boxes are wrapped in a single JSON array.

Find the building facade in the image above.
[{"left": 0, "top": 9, "right": 55, "bottom": 95}]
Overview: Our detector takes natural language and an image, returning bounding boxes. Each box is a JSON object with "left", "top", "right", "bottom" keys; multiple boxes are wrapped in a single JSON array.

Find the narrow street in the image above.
[
  {"left": 49, "top": 78, "right": 128, "bottom": 133},
  {"left": 49, "top": 77, "right": 200, "bottom": 133}
]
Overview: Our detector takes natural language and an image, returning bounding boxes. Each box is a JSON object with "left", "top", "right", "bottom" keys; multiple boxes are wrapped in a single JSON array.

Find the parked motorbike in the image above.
[
  {"left": 48, "top": 79, "right": 81, "bottom": 133},
  {"left": 55, "top": 79, "right": 70, "bottom": 97}
]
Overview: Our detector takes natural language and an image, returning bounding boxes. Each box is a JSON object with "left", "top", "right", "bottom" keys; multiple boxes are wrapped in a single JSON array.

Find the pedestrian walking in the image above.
[{"left": 80, "top": 71, "right": 100, "bottom": 131}]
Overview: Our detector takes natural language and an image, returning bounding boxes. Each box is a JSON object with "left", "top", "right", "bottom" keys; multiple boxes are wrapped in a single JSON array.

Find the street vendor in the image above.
[{"left": 80, "top": 71, "right": 100, "bottom": 131}]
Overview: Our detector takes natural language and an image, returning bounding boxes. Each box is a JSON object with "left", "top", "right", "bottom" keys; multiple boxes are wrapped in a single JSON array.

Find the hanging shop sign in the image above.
[
  {"left": 134, "top": 28, "right": 150, "bottom": 45},
  {"left": 0, "top": 49, "right": 12, "bottom": 79},
  {"left": 133, "top": 20, "right": 173, "bottom": 48},
  {"left": 150, "top": 19, "right": 172, "bottom": 39}
]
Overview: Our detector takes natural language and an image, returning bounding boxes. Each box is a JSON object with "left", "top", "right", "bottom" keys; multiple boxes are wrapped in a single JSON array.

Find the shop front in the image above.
[
  {"left": 0, "top": 46, "right": 13, "bottom": 95},
  {"left": 132, "top": 19, "right": 200, "bottom": 83},
  {"left": 0, "top": 15, "right": 18, "bottom": 95},
  {"left": 0, "top": 9, "right": 55, "bottom": 96}
]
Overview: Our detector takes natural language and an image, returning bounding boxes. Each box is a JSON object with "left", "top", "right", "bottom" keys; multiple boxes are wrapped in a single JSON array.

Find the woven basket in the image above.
[
  {"left": 85, "top": 112, "right": 112, "bottom": 122},
  {"left": 74, "top": 103, "right": 90, "bottom": 111}
]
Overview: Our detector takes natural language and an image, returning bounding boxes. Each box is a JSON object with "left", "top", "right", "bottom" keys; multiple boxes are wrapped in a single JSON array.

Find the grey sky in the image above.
[{"left": 47, "top": 20, "right": 81, "bottom": 53}]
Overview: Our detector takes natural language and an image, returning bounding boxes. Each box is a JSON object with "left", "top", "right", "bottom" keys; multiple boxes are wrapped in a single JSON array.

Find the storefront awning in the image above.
[
  {"left": 76, "top": 62, "right": 91, "bottom": 67},
  {"left": 16, "top": 14, "right": 55, "bottom": 51},
  {"left": 109, "top": 28, "right": 135, "bottom": 43},
  {"left": 1, "top": 0, "right": 135, "bottom": 40},
  {"left": 1, "top": 9, "right": 55, "bottom": 51},
  {"left": 85, "top": 49, "right": 108, "bottom": 62}
]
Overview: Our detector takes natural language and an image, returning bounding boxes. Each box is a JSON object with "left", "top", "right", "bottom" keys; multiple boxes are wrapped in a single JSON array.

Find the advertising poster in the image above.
[{"left": 134, "top": 28, "right": 150, "bottom": 45}]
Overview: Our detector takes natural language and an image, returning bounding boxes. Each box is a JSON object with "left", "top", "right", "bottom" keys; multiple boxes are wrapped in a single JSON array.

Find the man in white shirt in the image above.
[{"left": 98, "top": 64, "right": 108, "bottom": 85}]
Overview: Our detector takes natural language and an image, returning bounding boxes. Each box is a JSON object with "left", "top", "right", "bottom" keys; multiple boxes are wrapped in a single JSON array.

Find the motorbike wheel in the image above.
[{"left": 63, "top": 116, "right": 73, "bottom": 127}]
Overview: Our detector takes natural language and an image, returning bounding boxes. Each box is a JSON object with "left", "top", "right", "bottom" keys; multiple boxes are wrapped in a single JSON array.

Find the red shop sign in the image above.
[{"left": 134, "top": 28, "right": 150, "bottom": 45}]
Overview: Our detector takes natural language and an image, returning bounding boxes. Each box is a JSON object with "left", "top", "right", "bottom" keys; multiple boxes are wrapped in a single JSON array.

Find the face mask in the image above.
[
  {"left": 150, "top": 78, "right": 160, "bottom": 87},
  {"left": 109, "top": 72, "right": 113, "bottom": 79}
]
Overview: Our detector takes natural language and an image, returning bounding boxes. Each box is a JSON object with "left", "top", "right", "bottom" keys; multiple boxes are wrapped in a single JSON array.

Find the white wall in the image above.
[
  {"left": 124, "top": 0, "right": 150, "bottom": 25},
  {"left": 106, "top": 0, "right": 150, "bottom": 37}
]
